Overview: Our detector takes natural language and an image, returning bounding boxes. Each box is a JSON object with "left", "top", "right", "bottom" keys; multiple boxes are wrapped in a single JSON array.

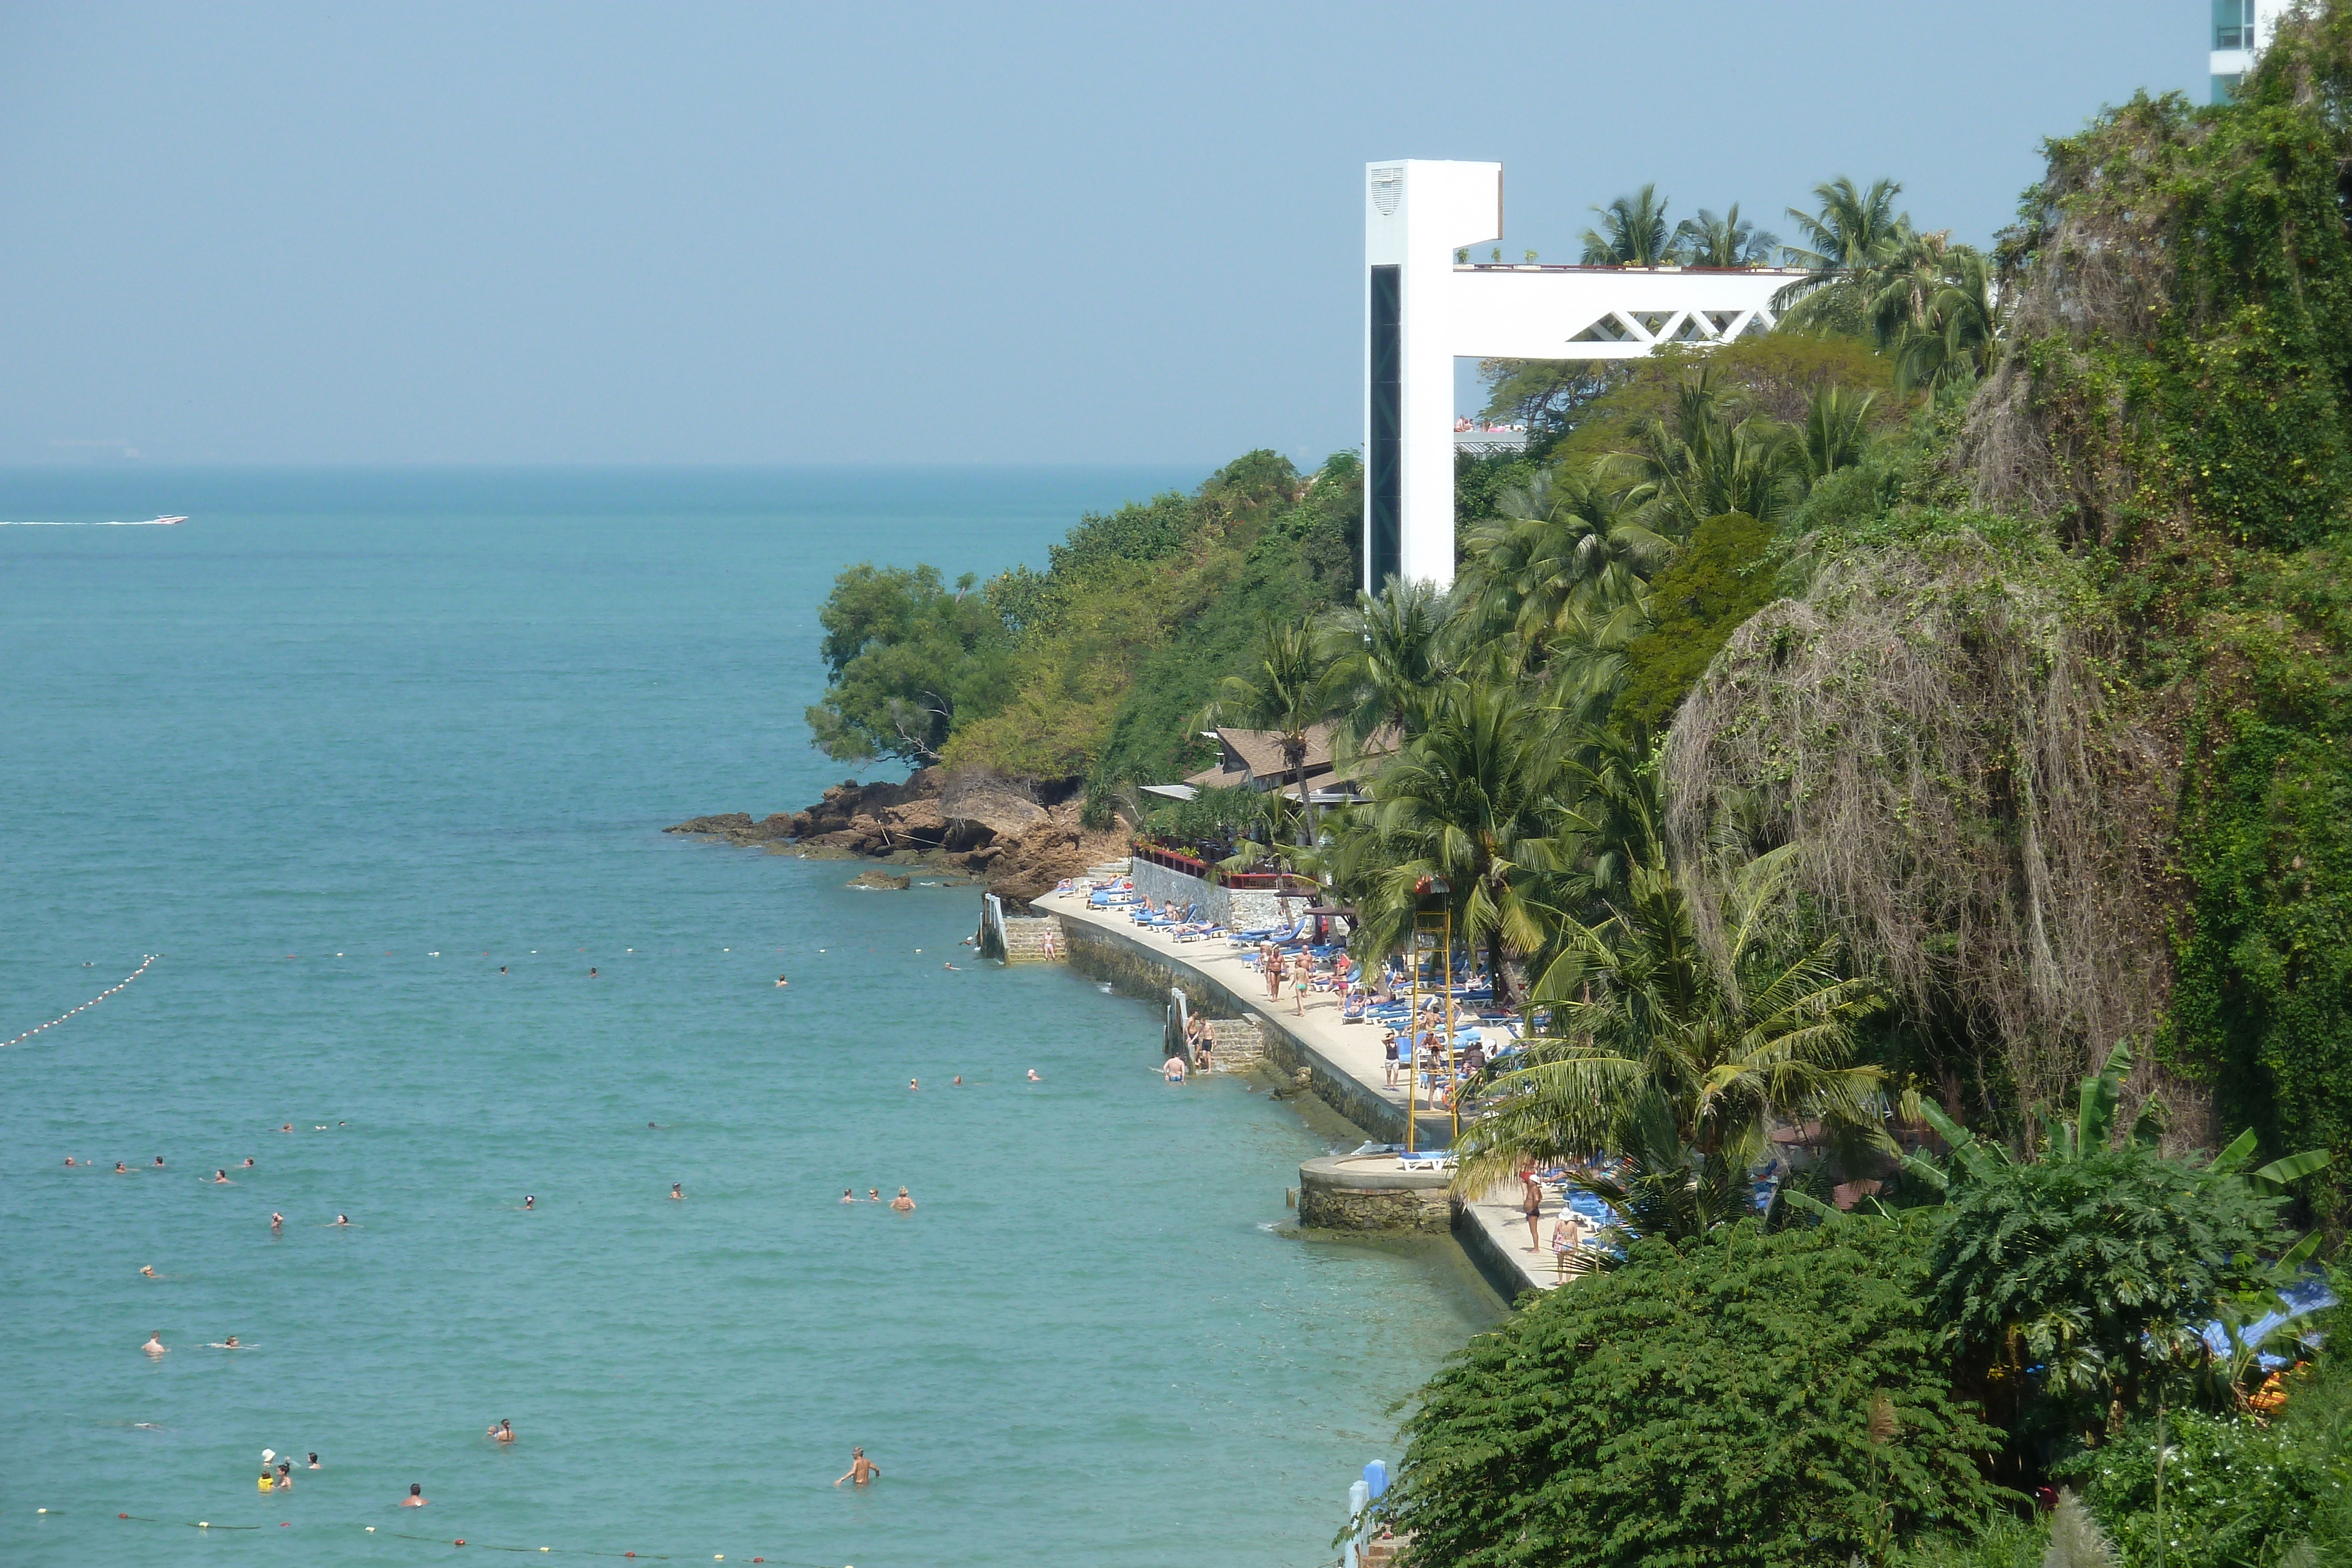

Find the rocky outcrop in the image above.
[
  {"left": 666, "top": 766, "right": 1126, "bottom": 907},
  {"left": 846, "top": 870, "right": 911, "bottom": 891}
]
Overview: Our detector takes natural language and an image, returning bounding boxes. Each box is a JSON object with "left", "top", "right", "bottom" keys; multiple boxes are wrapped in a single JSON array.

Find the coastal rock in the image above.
[
  {"left": 846, "top": 870, "right": 911, "bottom": 891},
  {"left": 666, "top": 764, "right": 1120, "bottom": 903}
]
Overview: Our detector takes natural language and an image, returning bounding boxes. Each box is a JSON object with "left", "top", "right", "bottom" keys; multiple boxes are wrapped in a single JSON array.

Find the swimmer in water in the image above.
[
  {"left": 891, "top": 1186, "right": 916, "bottom": 1212},
  {"left": 270, "top": 1212, "right": 284, "bottom": 1231},
  {"left": 276, "top": 1462, "right": 293, "bottom": 1490},
  {"left": 259, "top": 1467, "right": 275, "bottom": 1493},
  {"left": 499, "top": 965, "right": 507, "bottom": 974},
  {"left": 588, "top": 967, "right": 597, "bottom": 978},
  {"left": 153, "top": 1155, "right": 165, "bottom": 1168},
  {"left": 242, "top": 1156, "right": 255, "bottom": 1168},
  {"left": 669, "top": 1183, "right": 683, "bottom": 1201},
  {"left": 489, "top": 1419, "right": 514, "bottom": 1443},
  {"left": 867, "top": 1188, "right": 881, "bottom": 1202},
  {"left": 952, "top": 1075, "right": 963, "bottom": 1085},
  {"left": 142, "top": 1333, "right": 167, "bottom": 1356},
  {"left": 401, "top": 1483, "right": 428, "bottom": 1507},
  {"left": 943, "top": 961, "right": 959, "bottom": 971},
  {"left": 114, "top": 1162, "right": 131, "bottom": 1174},
  {"left": 308, "top": 1453, "right": 320, "bottom": 1469},
  {"left": 841, "top": 1188, "right": 856, "bottom": 1203},
  {"left": 139, "top": 1265, "right": 158, "bottom": 1279},
  {"left": 910, "top": 1077, "right": 919, "bottom": 1091},
  {"left": 1027, "top": 1069, "right": 1041, "bottom": 1082},
  {"left": 776, "top": 975, "right": 788, "bottom": 988},
  {"left": 834, "top": 1447, "right": 881, "bottom": 1486},
  {"left": 522, "top": 1195, "right": 535, "bottom": 1210},
  {"left": 208, "top": 1335, "right": 245, "bottom": 1349},
  {"left": 213, "top": 1169, "right": 233, "bottom": 1183},
  {"left": 279, "top": 1124, "right": 293, "bottom": 1134},
  {"left": 332, "top": 1214, "right": 351, "bottom": 1227},
  {"left": 64, "top": 1156, "right": 75, "bottom": 1166}
]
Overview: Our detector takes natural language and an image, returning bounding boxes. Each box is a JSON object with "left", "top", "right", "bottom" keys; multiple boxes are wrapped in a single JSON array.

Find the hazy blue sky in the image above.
[{"left": 2, "top": 3, "right": 2204, "bottom": 467}]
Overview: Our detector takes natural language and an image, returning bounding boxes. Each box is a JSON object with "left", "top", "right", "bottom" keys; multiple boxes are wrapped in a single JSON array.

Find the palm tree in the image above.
[
  {"left": 1797, "top": 383, "right": 1876, "bottom": 484},
  {"left": 1581, "top": 185, "right": 1673, "bottom": 267},
  {"left": 1892, "top": 245, "right": 1998, "bottom": 392},
  {"left": 1455, "top": 469, "right": 1673, "bottom": 662},
  {"left": 1320, "top": 579, "right": 1454, "bottom": 747},
  {"left": 1452, "top": 844, "right": 1889, "bottom": 1197},
  {"left": 1603, "top": 370, "right": 1800, "bottom": 534},
  {"left": 1673, "top": 205, "right": 1778, "bottom": 268},
  {"left": 1349, "top": 678, "right": 1569, "bottom": 1008},
  {"left": 1776, "top": 176, "right": 1910, "bottom": 333},
  {"left": 1202, "top": 614, "right": 1339, "bottom": 844}
]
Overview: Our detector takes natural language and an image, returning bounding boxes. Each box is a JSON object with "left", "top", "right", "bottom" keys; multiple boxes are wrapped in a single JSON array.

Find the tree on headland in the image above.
[
  {"left": 805, "top": 564, "right": 1014, "bottom": 765},
  {"left": 1201, "top": 615, "right": 1342, "bottom": 844}
]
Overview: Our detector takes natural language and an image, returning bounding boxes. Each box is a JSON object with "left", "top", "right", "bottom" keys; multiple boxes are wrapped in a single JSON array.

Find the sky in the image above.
[{"left": 1, "top": 2, "right": 2209, "bottom": 468}]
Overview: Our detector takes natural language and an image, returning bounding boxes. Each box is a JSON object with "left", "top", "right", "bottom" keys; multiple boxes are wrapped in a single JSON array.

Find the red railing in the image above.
[{"left": 1130, "top": 840, "right": 1316, "bottom": 895}]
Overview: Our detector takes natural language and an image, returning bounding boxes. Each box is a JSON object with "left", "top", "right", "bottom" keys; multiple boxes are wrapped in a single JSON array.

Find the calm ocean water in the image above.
[{"left": 0, "top": 469, "right": 1496, "bottom": 1568}]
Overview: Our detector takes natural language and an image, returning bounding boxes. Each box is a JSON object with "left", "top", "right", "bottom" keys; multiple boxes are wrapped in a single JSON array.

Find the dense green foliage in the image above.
[
  {"left": 1382, "top": 1216, "right": 2002, "bottom": 1568},
  {"left": 805, "top": 450, "right": 1359, "bottom": 785},
  {"left": 1612, "top": 510, "right": 1775, "bottom": 731}
]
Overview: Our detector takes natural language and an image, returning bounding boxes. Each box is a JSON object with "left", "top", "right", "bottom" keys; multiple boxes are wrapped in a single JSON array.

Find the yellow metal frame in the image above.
[{"left": 1404, "top": 906, "right": 1458, "bottom": 1152}]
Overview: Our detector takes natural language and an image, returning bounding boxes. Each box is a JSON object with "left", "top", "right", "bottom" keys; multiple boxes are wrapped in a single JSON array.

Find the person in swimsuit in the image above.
[
  {"left": 522, "top": 1195, "right": 535, "bottom": 1209},
  {"left": 333, "top": 1214, "right": 351, "bottom": 1227},
  {"left": 1027, "top": 1069, "right": 1040, "bottom": 1081},
  {"left": 1195, "top": 1042, "right": 1213, "bottom": 1074},
  {"left": 308, "top": 1453, "right": 320, "bottom": 1469},
  {"left": 271, "top": 1212, "right": 285, "bottom": 1231},
  {"left": 489, "top": 1419, "right": 514, "bottom": 1443},
  {"left": 890, "top": 1187, "right": 915, "bottom": 1212},
  {"left": 242, "top": 1157, "right": 255, "bottom": 1168},
  {"left": 276, "top": 1462, "right": 294, "bottom": 1489},
  {"left": 669, "top": 1183, "right": 683, "bottom": 1201},
  {"left": 867, "top": 1188, "right": 881, "bottom": 1202},
  {"left": 1162, "top": 1055, "right": 1186, "bottom": 1083},
  {"left": 140, "top": 1265, "right": 158, "bottom": 1278},
  {"left": 834, "top": 1447, "right": 881, "bottom": 1486},
  {"left": 142, "top": 1333, "right": 168, "bottom": 1356},
  {"left": 1521, "top": 1172, "right": 1545, "bottom": 1252},
  {"left": 400, "top": 1483, "right": 428, "bottom": 1507},
  {"left": 500, "top": 966, "right": 508, "bottom": 974},
  {"left": 776, "top": 975, "right": 789, "bottom": 987},
  {"left": 1549, "top": 1212, "right": 1583, "bottom": 1281},
  {"left": 588, "top": 967, "right": 597, "bottom": 978},
  {"left": 1383, "top": 1031, "right": 1400, "bottom": 1088},
  {"left": 210, "top": 1335, "right": 243, "bottom": 1349},
  {"left": 213, "top": 1170, "right": 233, "bottom": 1183},
  {"left": 909, "top": 1077, "right": 918, "bottom": 1091},
  {"left": 114, "top": 1162, "right": 131, "bottom": 1174},
  {"left": 841, "top": 1188, "right": 856, "bottom": 1203},
  {"left": 64, "top": 1156, "right": 75, "bottom": 1166},
  {"left": 153, "top": 1156, "right": 166, "bottom": 1168}
]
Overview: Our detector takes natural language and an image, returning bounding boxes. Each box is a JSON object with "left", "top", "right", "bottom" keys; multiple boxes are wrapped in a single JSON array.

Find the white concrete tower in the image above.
[{"left": 2211, "top": 0, "right": 2289, "bottom": 101}]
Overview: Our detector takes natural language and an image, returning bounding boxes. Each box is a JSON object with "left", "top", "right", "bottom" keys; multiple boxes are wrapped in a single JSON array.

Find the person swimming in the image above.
[
  {"left": 241, "top": 1156, "right": 255, "bottom": 1168},
  {"left": 489, "top": 1419, "right": 514, "bottom": 1443},
  {"left": 208, "top": 1335, "right": 245, "bottom": 1349},
  {"left": 258, "top": 1466, "right": 275, "bottom": 1493},
  {"left": 943, "top": 961, "right": 959, "bottom": 971},
  {"left": 1162, "top": 1055, "right": 1187, "bottom": 1083},
  {"left": 841, "top": 1188, "right": 856, "bottom": 1203},
  {"left": 1027, "top": 1069, "right": 1041, "bottom": 1081},
  {"left": 270, "top": 1212, "right": 284, "bottom": 1231},
  {"left": 890, "top": 1186, "right": 916, "bottom": 1212},
  {"left": 279, "top": 1124, "right": 293, "bottom": 1134},
  {"left": 522, "top": 1195, "right": 534, "bottom": 1209},
  {"left": 139, "top": 1266, "right": 158, "bottom": 1279},
  {"left": 308, "top": 1452, "right": 320, "bottom": 1469},
  {"left": 152, "top": 1156, "right": 165, "bottom": 1168},
  {"left": 213, "top": 1169, "right": 233, "bottom": 1183},
  {"left": 776, "top": 975, "right": 789, "bottom": 987},
  {"left": 910, "top": 1077, "right": 919, "bottom": 1091},
  {"left": 952, "top": 1074, "right": 963, "bottom": 1085},
  {"left": 867, "top": 1188, "right": 880, "bottom": 1202},
  {"left": 588, "top": 967, "right": 597, "bottom": 978},
  {"left": 669, "top": 1183, "right": 683, "bottom": 1201},
  {"left": 332, "top": 1214, "right": 351, "bottom": 1226},
  {"left": 114, "top": 1162, "right": 131, "bottom": 1174},
  {"left": 64, "top": 1156, "right": 74, "bottom": 1166},
  {"left": 276, "top": 1462, "right": 293, "bottom": 1490},
  {"left": 833, "top": 1447, "right": 881, "bottom": 1486},
  {"left": 499, "top": 965, "right": 507, "bottom": 974},
  {"left": 142, "top": 1333, "right": 167, "bottom": 1356},
  {"left": 400, "top": 1483, "right": 428, "bottom": 1507}
]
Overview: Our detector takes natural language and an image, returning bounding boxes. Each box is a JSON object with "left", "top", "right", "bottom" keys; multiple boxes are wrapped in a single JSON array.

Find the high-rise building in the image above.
[{"left": 2211, "top": 0, "right": 2287, "bottom": 102}]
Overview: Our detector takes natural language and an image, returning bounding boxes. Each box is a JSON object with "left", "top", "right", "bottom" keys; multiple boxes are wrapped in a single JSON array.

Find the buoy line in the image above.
[
  {"left": 3, "top": 955, "right": 156, "bottom": 1049},
  {"left": 80, "top": 1508, "right": 851, "bottom": 1563}
]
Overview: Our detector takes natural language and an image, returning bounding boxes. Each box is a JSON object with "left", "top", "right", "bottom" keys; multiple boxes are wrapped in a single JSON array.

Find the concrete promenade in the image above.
[{"left": 1034, "top": 888, "right": 1559, "bottom": 1299}]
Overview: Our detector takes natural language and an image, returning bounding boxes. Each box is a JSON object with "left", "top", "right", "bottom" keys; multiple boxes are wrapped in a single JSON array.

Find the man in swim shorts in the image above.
[
  {"left": 401, "top": 1483, "right": 428, "bottom": 1506},
  {"left": 142, "top": 1332, "right": 167, "bottom": 1356},
  {"left": 891, "top": 1186, "right": 916, "bottom": 1211},
  {"left": 1163, "top": 1055, "right": 1187, "bottom": 1083},
  {"left": 834, "top": 1447, "right": 881, "bottom": 1486}
]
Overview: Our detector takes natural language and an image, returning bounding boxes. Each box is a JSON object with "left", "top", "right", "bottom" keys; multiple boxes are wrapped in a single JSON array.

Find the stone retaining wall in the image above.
[
  {"left": 1297, "top": 1156, "right": 1454, "bottom": 1232},
  {"left": 1053, "top": 915, "right": 1439, "bottom": 1145},
  {"left": 1126, "top": 858, "right": 1307, "bottom": 934}
]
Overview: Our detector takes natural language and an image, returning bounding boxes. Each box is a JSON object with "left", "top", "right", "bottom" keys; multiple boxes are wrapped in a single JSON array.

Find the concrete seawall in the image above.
[
  {"left": 1053, "top": 912, "right": 1439, "bottom": 1145},
  {"left": 1038, "top": 891, "right": 1555, "bottom": 1303}
]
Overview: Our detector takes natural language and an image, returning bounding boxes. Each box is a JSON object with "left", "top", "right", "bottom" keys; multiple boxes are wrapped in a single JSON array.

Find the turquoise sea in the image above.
[{"left": 0, "top": 469, "right": 1496, "bottom": 1568}]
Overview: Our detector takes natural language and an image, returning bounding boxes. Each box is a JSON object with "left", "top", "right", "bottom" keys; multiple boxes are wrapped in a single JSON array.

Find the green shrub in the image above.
[{"left": 1381, "top": 1216, "right": 2002, "bottom": 1568}]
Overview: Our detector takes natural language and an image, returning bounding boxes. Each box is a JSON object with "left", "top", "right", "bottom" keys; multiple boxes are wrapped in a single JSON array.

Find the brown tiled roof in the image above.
[{"left": 1180, "top": 722, "right": 1399, "bottom": 791}]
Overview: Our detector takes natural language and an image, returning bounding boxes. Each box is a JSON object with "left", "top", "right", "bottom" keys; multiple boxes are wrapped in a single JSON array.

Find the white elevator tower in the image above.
[{"left": 1362, "top": 161, "right": 1803, "bottom": 594}]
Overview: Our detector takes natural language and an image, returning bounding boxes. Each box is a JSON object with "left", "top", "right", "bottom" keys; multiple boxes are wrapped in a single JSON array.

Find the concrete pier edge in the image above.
[{"left": 1036, "top": 890, "right": 1554, "bottom": 1302}]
